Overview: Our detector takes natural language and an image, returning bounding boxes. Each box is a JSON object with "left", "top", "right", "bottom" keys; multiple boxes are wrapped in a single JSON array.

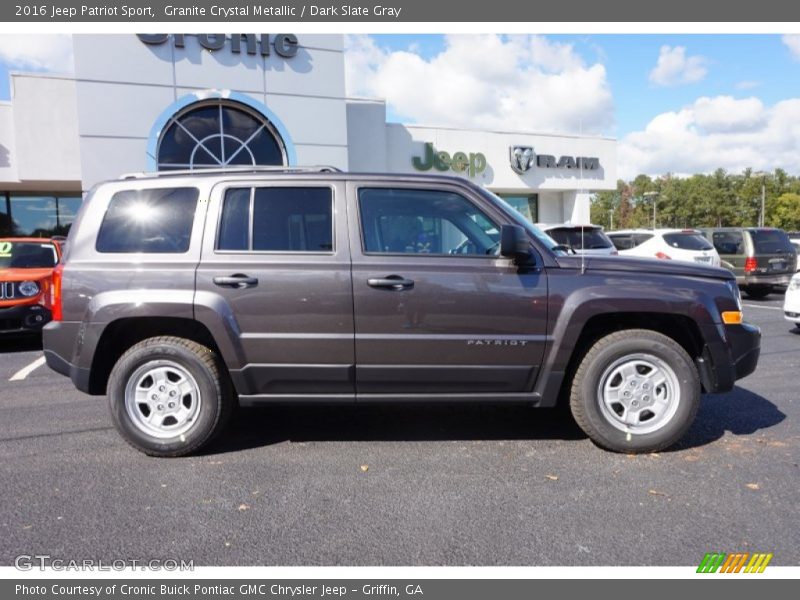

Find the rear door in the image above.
[
  {"left": 347, "top": 182, "right": 548, "bottom": 397},
  {"left": 196, "top": 180, "right": 354, "bottom": 397}
]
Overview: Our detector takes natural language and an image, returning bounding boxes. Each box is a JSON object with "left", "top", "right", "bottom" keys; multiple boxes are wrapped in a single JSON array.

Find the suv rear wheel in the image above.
[
  {"left": 107, "top": 336, "right": 234, "bottom": 457},
  {"left": 569, "top": 329, "right": 700, "bottom": 453}
]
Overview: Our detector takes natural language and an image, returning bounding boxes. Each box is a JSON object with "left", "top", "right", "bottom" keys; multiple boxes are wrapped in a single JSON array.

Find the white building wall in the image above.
[
  {"left": 71, "top": 34, "right": 350, "bottom": 189},
  {"left": 0, "top": 103, "right": 17, "bottom": 184},
  {"left": 4, "top": 75, "right": 81, "bottom": 189}
]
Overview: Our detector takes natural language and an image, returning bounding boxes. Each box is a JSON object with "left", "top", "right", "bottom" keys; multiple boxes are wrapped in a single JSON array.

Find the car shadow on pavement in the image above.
[
  {"left": 672, "top": 386, "right": 786, "bottom": 451},
  {"left": 207, "top": 403, "right": 586, "bottom": 455},
  {"left": 0, "top": 334, "right": 42, "bottom": 354},
  {"left": 208, "top": 385, "right": 785, "bottom": 455}
]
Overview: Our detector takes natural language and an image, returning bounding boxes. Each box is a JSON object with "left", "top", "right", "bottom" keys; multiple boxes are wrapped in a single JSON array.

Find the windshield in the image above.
[
  {"left": 548, "top": 227, "right": 612, "bottom": 250},
  {"left": 478, "top": 189, "right": 567, "bottom": 256},
  {"left": 0, "top": 241, "right": 58, "bottom": 269},
  {"left": 662, "top": 232, "right": 714, "bottom": 251}
]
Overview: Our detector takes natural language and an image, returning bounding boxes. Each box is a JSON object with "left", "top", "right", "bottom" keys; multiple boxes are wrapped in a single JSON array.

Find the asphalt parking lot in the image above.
[{"left": 0, "top": 297, "right": 797, "bottom": 567}]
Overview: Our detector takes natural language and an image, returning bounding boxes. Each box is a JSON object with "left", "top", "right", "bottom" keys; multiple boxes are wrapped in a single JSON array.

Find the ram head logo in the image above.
[{"left": 510, "top": 146, "right": 535, "bottom": 174}]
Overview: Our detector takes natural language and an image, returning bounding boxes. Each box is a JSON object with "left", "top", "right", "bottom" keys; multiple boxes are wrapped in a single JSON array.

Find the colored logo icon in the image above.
[{"left": 697, "top": 552, "right": 773, "bottom": 573}]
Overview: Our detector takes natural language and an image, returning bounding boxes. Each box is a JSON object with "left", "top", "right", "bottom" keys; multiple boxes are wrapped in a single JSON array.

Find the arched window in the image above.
[{"left": 156, "top": 100, "right": 287, "bottom": 170}]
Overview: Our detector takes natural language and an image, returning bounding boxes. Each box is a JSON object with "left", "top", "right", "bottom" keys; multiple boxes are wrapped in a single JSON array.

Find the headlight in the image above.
[
  {"left": 789, "top": 275, "right": 800, "bottom": 291},
  {"left": 726, "top": 279, "right": 742, "bottom": 311},
  {"left": 18, "top": 280, "right": 40, "bottom": 297}
]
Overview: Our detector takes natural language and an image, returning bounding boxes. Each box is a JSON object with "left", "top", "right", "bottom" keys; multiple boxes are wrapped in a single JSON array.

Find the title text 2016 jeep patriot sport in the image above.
[{"left": 43, "top": 167, "right": 761, "bottom": 456}]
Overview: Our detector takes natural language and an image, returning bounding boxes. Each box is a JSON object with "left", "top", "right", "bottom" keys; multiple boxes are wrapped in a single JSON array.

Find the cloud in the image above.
[
  {"left": 648, "top": 45, "right": 708, "bottom": 87},
  {"left": 619, "top": 95, "right": 800, "bottom": 178},
  {"left": 782, "top": 34, "right": 800, "bottom": 60},
  {"left": 735, "top": 80, "right": 761, "bottom": 90},
  {"left": 344, "top": 34, "right": 614, "bottom": 136},
  {"left": 0, "top": 34, "right": 73, "bottom": 73}
]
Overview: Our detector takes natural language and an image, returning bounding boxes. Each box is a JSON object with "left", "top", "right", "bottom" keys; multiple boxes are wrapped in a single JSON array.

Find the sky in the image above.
[{"left": 1, "top": 33, "right": 800, "bottom": 179}]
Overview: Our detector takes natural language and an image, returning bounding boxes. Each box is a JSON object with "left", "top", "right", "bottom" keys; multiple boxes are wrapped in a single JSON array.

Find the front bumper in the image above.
[
  {"left": 0, "top": 303, "right": 51, "bottom": 334},
  {"left": 697, "top": 322, "right": 760, "bottom": 393}
]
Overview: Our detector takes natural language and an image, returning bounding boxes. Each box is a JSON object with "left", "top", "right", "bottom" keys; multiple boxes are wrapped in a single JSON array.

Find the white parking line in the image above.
[
  {"left": 9, "top": 356, "right": 47, "bottom": 381},
  {"left": 743, "top": 303, "right": 782, "bottom": 311}
]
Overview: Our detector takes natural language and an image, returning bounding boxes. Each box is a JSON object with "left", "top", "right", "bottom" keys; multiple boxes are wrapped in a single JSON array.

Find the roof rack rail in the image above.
[{"left": 119, "top": 165, "right": 342, "bottom": 179}]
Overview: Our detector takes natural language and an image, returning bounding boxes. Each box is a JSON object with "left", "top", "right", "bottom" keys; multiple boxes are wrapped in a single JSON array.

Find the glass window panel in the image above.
[
  {"left": 251, "top": 187, "right": 333, "bottom": 252},
  {"left": 8, "top": 196, "right": 57, "bottom": 237},
  {"left": 217, "top": 188, "right": 250, "bottom": 251},
  {"left": 96, "top": 187, "right": 199, "bottom": 253}
]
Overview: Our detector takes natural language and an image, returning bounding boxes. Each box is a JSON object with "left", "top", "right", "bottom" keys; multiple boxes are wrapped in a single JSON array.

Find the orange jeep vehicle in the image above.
[{"left": 0, "top": 238, "right": 62, "bottom": 335}]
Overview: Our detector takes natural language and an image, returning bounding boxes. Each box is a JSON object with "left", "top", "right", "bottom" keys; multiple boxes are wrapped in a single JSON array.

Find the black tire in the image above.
[
  {"left": 107, "top": 336, "right": 234, "bottom": 457},
  {"left": 569, "top": 329, "right": 700, "bottom": 453},
  {"left": 743, "top": 286, "right": 772, "bottom": 299}
]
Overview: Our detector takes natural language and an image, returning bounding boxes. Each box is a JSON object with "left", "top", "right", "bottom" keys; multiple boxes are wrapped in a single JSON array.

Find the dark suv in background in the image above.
[
  {"left": 700, "top": 227, "right": 797, "bottom": 298},
  {"left": 43, "top": 167, "right": 760, "bottom": 457}
]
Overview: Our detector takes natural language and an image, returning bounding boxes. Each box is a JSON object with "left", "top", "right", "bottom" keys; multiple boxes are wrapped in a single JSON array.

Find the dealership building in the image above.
[{"left": 0, "top": 34, "right": 616, "bottom": 238}]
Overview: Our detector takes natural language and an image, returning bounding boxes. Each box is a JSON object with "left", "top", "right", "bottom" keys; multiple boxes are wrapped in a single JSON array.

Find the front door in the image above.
[
  {"left": 196, "top": 181, "right": 354, "bottom": 397},
  {"left": 348, "top": 183, "right": 548, "bottom": 396}
]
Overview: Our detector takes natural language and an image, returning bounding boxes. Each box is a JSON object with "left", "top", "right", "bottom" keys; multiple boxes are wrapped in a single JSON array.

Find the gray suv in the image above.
[{"left": 43, "top": 167, "right": 760, "bottom": 456}]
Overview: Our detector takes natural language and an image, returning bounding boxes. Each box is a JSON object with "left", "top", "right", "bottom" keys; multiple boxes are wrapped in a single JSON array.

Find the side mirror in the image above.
[{"left": 500, "top": 224, "right": 532, "bottom": 262}]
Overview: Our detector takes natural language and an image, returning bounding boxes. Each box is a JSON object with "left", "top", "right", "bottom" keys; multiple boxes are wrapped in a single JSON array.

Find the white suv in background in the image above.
[{"left": 607, "top": 229, "right": 721, "bottom": 267}]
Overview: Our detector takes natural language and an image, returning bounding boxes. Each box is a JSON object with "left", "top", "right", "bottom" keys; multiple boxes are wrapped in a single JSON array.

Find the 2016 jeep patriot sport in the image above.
[{"left": 43, "top": 167, "right": 761, "bottom": 456}]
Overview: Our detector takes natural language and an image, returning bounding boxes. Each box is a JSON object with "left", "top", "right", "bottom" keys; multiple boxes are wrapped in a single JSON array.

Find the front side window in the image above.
[
  {"left": 96, "top": 187, "right": 199, "bottom": 253},
  {"left": 217, "top": 187, "right": 333, "bottom": 252},
  {"left": 359, "top": 188, "right": 500, "bottom": 256}
]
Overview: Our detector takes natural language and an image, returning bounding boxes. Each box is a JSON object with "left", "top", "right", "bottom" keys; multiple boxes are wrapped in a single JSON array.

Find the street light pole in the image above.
[
  {"left": 760, "top": 179, "right": 765, "bottom": 228},
  {"left": 643, "top": 191, "right": 659, "bottom": 229}
]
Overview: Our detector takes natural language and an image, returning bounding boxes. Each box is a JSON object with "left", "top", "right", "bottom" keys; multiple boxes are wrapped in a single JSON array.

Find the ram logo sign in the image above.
[{"left": 510, "top": 146, "right": 601, "bottom": 174}]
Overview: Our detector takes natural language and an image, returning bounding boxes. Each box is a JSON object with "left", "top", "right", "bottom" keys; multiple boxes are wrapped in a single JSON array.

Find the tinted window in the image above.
[
  {"left": 633, "top": 233, "right": 654, "bottom": 247},
  {"left": 608, "top": 234, "right": 633, "bottom": 250},
  {"left": 96, "top": 187, "right": 198, "bottom": 253},
  {"left": 662, "top": 232, "right": 714, "bottom": 251},
  {"left": 0, "top": 241, "right": 57, "bottom": 269},
  {"left": 359, "top": 188, "right": 499, "bottom": 256},
  {"left": 251, "top": 187, "right": 333, "bottom": 252},
  {"left": 217, "top": 188, "right": 250, "bottom": 251},
  {"left": 750, "top": 229, "right": 794, "bottom": 254},
  {"left": 548, "top": 227, "right": 612, "bottom": 250},
  {"left": 711, "top": 231, "right": 744, "bottom": 255}
]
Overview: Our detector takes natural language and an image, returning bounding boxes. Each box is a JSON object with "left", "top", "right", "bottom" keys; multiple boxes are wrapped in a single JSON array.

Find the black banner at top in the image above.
[{"left": 2, "top": 0, "right": 800, "bottom": 22}]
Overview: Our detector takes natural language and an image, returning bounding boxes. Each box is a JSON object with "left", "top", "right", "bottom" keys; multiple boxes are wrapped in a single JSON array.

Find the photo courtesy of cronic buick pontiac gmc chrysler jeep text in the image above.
[{"left": 42, "top": 167, "right": 761, "bottom": 457}]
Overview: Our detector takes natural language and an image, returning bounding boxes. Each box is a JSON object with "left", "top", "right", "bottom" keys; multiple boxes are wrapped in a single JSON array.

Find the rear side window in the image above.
[
  {"left": 548, "top": 227, "right": 612, "bottom": 250},
  {"left": 608, "top": 234, "right": 632, "bottom": 250},
  {"left": 217, "top": 187, "right": 333, "bottom": 252},
  {"left": 750, "top": 229, "right": 794, "bottom": 254},
  {"left": 96, "top": 187, "right": 198, "bottom": 253},
  {"left": 662, "top": 232, "right": 714, "bottom": 251},
  {"left": 711, "top": 231, "right": 744, "bottom": 255}
]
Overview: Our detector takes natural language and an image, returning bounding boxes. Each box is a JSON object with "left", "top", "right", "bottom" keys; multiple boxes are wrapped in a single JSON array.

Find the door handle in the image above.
[
  {"left": 367, "top": 275, "right": 415, "bottom": 290},
  {"left": 213, "top": 274, "right": 259, "bottom": 289}
]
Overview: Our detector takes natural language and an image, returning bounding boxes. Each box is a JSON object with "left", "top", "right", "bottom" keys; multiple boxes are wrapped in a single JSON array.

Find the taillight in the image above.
[
  {"left": 744, "top": 257, "right": 757, "bottom": 273},
  {"left": 655, "top": 252, "right": 672, "bottom": 260},
  {"left": 51, "top": 263, "right": 64, "bottom": 321}
]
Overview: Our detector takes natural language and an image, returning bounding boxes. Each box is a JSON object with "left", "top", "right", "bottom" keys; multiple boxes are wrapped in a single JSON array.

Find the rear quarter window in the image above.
[{"left": 96, "top": 187, "right": 199, "bottom": 253}]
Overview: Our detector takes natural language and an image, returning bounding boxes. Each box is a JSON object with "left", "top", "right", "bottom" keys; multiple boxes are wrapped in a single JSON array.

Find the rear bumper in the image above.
[
  {"left": 697, "top": 322, "right": 760, "bottom": 393},
  {"left": 0, "top": 303, "right": 51, "bottom": 334},
  {"left": 42, "top": 321, "right": 91, "bottom": 393},
  {"left": 738, "top": 273, "right": 793, "bottom": 288}
]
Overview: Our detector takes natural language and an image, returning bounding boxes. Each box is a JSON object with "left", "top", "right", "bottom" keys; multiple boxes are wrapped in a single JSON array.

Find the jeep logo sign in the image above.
[
  {"left": 412, "top": 143, "right": 487, "bottom": 178},
  {"left": 510, "top": 146, "right": 600, "bottom": 174},
  {"left": 138, "top": 34, "right": 299, "bottom": 58}
]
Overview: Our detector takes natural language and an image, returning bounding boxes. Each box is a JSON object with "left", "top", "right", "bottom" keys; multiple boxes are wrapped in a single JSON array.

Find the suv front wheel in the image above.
[
  {"left": 107, "top": 336, "right": 234, "bottom": 457},
  {"left": 569, "top": 329, "right": 700, "bottom": 453}
]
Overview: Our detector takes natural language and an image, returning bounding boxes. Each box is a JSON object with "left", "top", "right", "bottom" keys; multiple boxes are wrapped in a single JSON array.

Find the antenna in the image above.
[{"left": 579, "top": 119, "right": 586, "bottom": 275}]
